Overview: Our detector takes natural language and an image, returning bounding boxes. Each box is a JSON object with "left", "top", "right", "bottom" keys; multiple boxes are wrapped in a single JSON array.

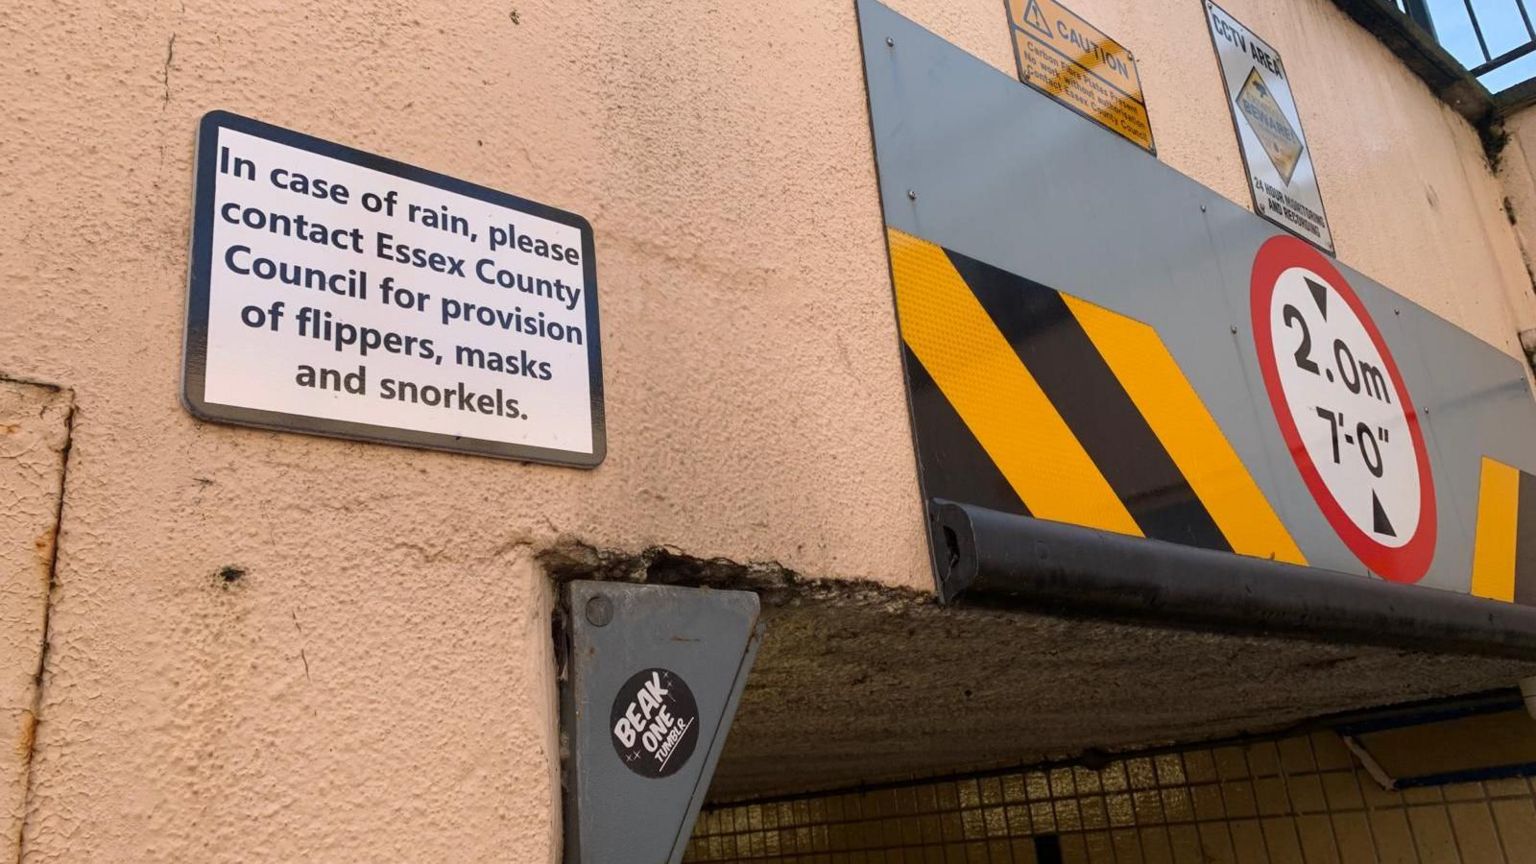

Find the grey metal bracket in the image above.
[{"left": 559, "top": 580, "right": 764, "bottom": 864}]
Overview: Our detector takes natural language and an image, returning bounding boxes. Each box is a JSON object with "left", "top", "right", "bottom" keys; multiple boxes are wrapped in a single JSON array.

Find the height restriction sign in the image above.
[
  {"left": 862, "top": 0, "right": 1536, "bottom": 615},
  {"left": 1252, "top": 236, "right": 1436, "bottom": 583},
  {"left": 1204, "top": 1, "right": 1334, "bottom": 253}
]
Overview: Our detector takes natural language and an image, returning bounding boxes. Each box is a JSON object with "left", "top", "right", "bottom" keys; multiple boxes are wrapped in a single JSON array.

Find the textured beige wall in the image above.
[
  {"left": 2, "top": 1, "right": 921, "bottom": 860},
  {"left": 0, "top": 381, "right": 70, "bottom": 858},
  {"left": 2, "top": 0, "right": 1535, "bottom": 861}
]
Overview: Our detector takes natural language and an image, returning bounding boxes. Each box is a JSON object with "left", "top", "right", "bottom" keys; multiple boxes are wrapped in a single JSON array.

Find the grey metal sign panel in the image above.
[
  {"left": 561, "top": 581, "right": 763, "bottom": 864},
  {"left": 858, "top": 0, "right": 1536, "bottom": 604}
]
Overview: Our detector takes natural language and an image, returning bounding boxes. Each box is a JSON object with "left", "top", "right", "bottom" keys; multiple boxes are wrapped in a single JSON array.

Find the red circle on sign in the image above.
[{"left": 1251, "top": 235, "right": 1436, "bottom": 583}]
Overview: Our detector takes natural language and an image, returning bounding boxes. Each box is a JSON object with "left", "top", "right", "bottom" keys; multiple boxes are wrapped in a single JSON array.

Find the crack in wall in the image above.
[
  {"left": 12, "top": 383, "right": 75, "bottom": 864},
  {"left": 161, "top": 33, "right": 176, "bottom": 109}
]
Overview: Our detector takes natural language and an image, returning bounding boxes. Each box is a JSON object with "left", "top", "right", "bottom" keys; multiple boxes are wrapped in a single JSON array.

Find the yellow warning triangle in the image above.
[{"left": 1021, "top": 0, "right": 1052, "bottom": 39}]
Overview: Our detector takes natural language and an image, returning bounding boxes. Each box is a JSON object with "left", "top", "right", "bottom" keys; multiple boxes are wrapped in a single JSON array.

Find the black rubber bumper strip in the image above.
[{"left": 929, "top": 499, "right": 1536, "bottom": 660}]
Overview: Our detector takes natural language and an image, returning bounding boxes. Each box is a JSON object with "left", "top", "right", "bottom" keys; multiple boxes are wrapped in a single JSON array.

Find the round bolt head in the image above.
[{"left": 585, "top": 594, "right": 614, "bottom": 627}]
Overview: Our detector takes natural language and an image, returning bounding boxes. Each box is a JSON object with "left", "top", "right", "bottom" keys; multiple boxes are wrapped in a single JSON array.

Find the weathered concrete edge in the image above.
[
  {"left": 541, "top": 535, "right": 1536, "bottom": 663},
  {"left": 539, "top": 540, "right": 916, "bottom": 612}
]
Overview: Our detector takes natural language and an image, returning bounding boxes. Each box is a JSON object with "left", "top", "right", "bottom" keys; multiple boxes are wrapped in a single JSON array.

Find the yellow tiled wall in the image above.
[{"left": 686, "top": 732, "right": 1536, "bottom": 863}]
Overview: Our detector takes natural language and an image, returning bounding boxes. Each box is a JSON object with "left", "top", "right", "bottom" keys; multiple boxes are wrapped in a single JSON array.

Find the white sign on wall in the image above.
[
  {"left": 183, "top": 111, "right": 604, "bottom": 466},
  {"left": 1204, "top": 1, "right": 1334, "bottom": 254}
]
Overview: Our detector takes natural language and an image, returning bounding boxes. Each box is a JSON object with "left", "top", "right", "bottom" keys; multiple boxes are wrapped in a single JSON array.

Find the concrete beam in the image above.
[{"left": 543, "top": 543, "right": 1536, "bottom": 801}]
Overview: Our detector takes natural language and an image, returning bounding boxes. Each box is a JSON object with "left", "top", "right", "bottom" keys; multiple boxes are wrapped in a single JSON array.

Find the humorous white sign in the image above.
[{"left": 184, "top": 111, "right": 604, "bottom": 466}]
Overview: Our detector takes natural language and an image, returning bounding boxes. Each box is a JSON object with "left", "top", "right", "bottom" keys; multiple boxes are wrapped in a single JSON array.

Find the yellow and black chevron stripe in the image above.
[
  {"left": 889, "top": 228, "right": 1306, "bottom": 564},
  {"left": 1470, "top": 457, "right": 1536, "bottom": 603}
]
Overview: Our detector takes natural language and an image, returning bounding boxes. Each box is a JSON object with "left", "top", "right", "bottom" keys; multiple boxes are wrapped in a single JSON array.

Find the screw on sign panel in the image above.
[{"left": 1251, "top": 236, "right": 1436, "bottom": 582}]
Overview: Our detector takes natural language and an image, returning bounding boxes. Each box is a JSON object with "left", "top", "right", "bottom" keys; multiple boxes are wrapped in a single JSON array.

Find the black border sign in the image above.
[{"left": 182, "top": 110, "right": 605, "bottom": 467}]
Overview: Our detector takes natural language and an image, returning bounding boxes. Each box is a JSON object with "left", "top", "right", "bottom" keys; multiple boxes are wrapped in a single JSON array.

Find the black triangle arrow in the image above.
[
  {"left": 1371, "top": 491, "right": 1396, "bottom": 537},
  {"left": 1305, "top": 277, "right": 1328, "bottom": 319}
]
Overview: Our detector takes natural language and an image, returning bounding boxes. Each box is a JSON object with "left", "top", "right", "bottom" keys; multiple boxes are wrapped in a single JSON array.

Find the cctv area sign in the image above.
[{"left": 859, "top": 1, "right": 1536, "bottom": 611}]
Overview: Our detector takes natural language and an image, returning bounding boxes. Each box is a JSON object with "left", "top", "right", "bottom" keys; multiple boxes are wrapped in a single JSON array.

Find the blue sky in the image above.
[{"left": 1407, "top": 0, "right": 1536, "bottom": 92}]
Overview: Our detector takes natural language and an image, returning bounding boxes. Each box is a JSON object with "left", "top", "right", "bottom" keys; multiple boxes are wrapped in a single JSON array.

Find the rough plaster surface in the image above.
[
  {"left": 0, "top": 382, "right": 70, "bottom": 857},
  {"left": 26, "top": 544, "right": 560, "bottom": 863},
  {"left": 1, "top": 0, "right": 1535, "bottom": 860},
  {"left": 3, "top": 0, "right": 921, "bottom": 860}
]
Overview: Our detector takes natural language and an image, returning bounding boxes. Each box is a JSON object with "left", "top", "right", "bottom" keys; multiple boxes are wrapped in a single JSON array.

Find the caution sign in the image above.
[
  {"left": 1251, "top": 235, "right": 1435, "bottom": 582},
  {"left": 1005, "top": 0, "right": 1155, "bottom": 153},
  {"left": 1205, "top": 1, "right": 1334, "bottom": 253}
]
